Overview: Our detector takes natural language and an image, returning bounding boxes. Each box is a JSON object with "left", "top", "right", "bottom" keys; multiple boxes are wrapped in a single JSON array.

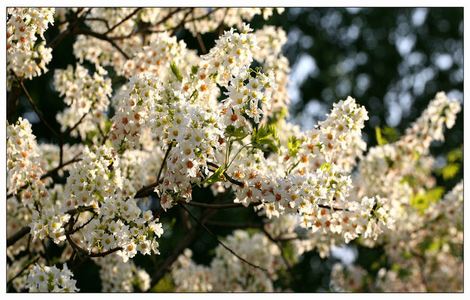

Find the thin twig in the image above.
[
  {"left": 261, "top": 225, "right": 293, "bottom": 271},
  {"left": 84, "top": 17, "right": 111, "bottom": 30},
  {"left": 191, "top": 10, "right": 207, "bottom": 54},
  {"left": 181, "top": 200, "right": 246, "bottom": 209},
  {"left": 104, "top": 8, "right": 141, "bottom": 35},
  {"left": 7, "top": 256, "right": 40, "bottom": 287},
  {"left": 47, "top": 8, "right": 91, "bottom": 49},
  {"left": 7, "top": 154, "right": 82, "bottom": 199},
  {"left": 74, "top": 28, "right": 130, "bottom": 59},
  {"left": 170, "top": 9, "right": 193, "bottom": 36},
  {"left": 16, "top": 76, "right": 61, "bottom": 140},
  {"left": 65, "top": 109, "right": 91, "bottom": 135},
  {"left": 65, "top": 215, "right": 122, "bottom": 257},
  {"left": 205, "top": 220, "right": 262, "bottom": 229},
  {"left": 150, "top": 208, "right": 214, "bottom": 286},
  {"left": 180, "top": 204, "right": 269, "bottom": 273},
  {"left": 7, "top": 226, "right": 31, "bottom": 247},
  {"left": 156, "top": 143, "right": 173, "bottom": 185},
  {"left": 134, "top": 143, "right": 173, "bottom": 199},
  {"left": 110, "top": 8, "right": 184, "bottom": 40},
  {"left": 7, "top": 206, "right": 95, "bottom": 248},
  {"left": 69, "top": 212, "right": 97, "bottom": 234}
]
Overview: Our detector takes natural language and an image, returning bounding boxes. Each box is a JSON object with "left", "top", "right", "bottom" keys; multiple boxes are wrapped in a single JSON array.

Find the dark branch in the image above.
[
  {"left": 261, "top": 225, "right": 293, "bottom": 271},
  {"left": 65, "top": 214, "right": 122, "bottom": 257},
  {"left": 180, "top": 204, "right": 269, "bottom": 273},
  {"left": 7, "top": 206, "right": 95, "bottom": 248},
  {"left": 74, "top": 28, "right": 130, "bottom": 59},
  {"left": 134, "top": 143, "right": 173, "bottom": 199},
  {"left": 7, "top": 155, "right": 81, "bottom": 199},
  {"left": 7, "top": 226, "right": 31, "bottom": 247},
  {"left": 205, "top": 220, "right": 262, "bottom": 229},
  {"left": 150, "top": 207, "right": 215, "bottom": 286},
  {"left": 104, "top": 8, "right": 141, "bottom": 35},
  {"left": 6, "top": 256, "right": 40, "bottom": 287},
  {"left": 181, "top": 200, "right": 246, "bottom": 209},
  {"left": 15, "top": 76, "right": 61, "bottom": 140}
]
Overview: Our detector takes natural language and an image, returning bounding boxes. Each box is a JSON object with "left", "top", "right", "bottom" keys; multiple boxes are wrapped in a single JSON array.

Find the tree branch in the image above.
[
  {"left": 104, "top": 8, "right": 141, "bottom": 36},
  {"left": 65, "top": 214, "right": 122, "bottom": 258},
  {"left": 180, "top": 204, "right": 269, "bottom": 273},
  {"left": 150, "top": 207, "right": 215, "bottom": 286},
  {"left": 6, "top": 256, "right": 40, "bottom": 287},
  {"left": 7, "top": 154, "right": 82, "bottom": 199},
  {"left": 74, "top": 28, "right": 130, "bottom": 59},
  {"left": 7, "top": 206, "right": 95, "bottom": 248},
  {"left": 134, "top": 143, "right": 173, "bottom": 199},
  {"left": 205, "top": 219, "right": 262, "bottom": 229},
  {"left": 180, "top": 200, "right": 246, "bottom": 209},
  {"left": 7, "top": 226, "right": 31, "bottom": 247},
  {"left": 110, "top": 8, "right": 185, "bottom": 40},
  {"left": 15, "top": 76, "right": 61, "bottom": 141},
  {"left": 261, "top": 225, "right": 293, "bottom": 271}
]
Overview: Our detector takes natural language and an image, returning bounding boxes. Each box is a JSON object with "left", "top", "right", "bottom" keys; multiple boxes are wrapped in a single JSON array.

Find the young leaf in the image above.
[
  {"left": 170, "top": 61, "right": 183, "bottom": 82},
  {"left": 204, "top": 165, "right": 225, "bottom": 185}
]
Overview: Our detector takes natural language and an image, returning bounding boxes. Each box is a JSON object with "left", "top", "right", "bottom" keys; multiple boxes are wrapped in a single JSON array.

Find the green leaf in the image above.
[
  {"left": 427, "top": 238, "right": 443, "bottom": 252},
  {"left": 287, "top": 136, "right": 302, "bottom": 157},
  {"left": 440, "top": 163, "right": 460, "bottom": 180},
  {"left": 170, "top": 61, "right": 183, "bottom": 82},
  {"left": 281, "top": 242, "right": 298, "bottom": 265},
  {"left": 268, "top": 107, "right": 288, "bottom": 125},
  {"left": 410, "top": 187, "right": 445, "bottom": 214},
  {"left": 381, "top": 126, "right": 399, "bottom": 143},
  {"left": 191, "top": 65, "right": 199, "bottom": 75},
  {"left": 400, "top": 175, "right": 418, "bottom": 188},
  {"left": 204, "top": 165, "right": 225, "bottom": 185},
  {"left": 225, "top": 125, "right": 249, "bottom": 140},
  {"left": 447, "top": 147, "right": 463, "bottom": 163},
  {"left": 319, "top": 162, "right": 331, "bottom": 172},
  {"left": 251, "top": 124, "right": 280, "bottom": 153},
  {"left": 151, "top": 274, "right": 174, "bottom": 292},
  {"left": 375, "top": 126, "right": 399, "bottom": 145},
  {"left": 375, "top": 127, "right": 386, "bottom": 145}
]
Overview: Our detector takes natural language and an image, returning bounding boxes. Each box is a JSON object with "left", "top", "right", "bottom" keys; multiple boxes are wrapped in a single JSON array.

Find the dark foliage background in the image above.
[{"left": 7, "top": 7, "right": 463, "bottom": 292}]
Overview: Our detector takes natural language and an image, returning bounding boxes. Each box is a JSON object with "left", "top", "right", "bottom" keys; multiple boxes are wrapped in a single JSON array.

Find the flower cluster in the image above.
[
  {"left": 171, "top": 249, "right": 214, "bottom": 292},
  {"left": 352, "top": 92, "right": 462, "bottom": 246},
  {"left": 64, "top": 145, "right": 122, "bottom": 210},
  {"left": 201, "top": 24, "right": 257, "bottom": 87},
  {"left": 38, "top": 143, "right": 83, "bottom": 176},
  {"left": 329, "top": 112, "right": 463, "bottom": 294},
  {"left": 172, "top": 230, "right": 283, "bottom": 292},
  {"left": 26, "top": 263, "right": 78, "bottom": 292},
  {"left": 184, "top": 8, "right": 285, "bottom": 35},
  {"left": 222, "top": 69, "right": 274, "bottom": 126},
  {"left": 119, "top": 148, "right": 164, "bottom": 198},
  {"left": 224, "top": 97, "right": 385, "bottom": 245},
  {"left": 330, "top": 263, "right": 369, "bottom": 292},
  {"left": 94, "top": 254, "right": 151, "bottom": 292},
  {"left": 110, "top": 74, "right": 159, "bottom": 151},
  {"left": 254, "top": 26, "right": 290, "bottom": 117},
  {"left": 7, "top": 8, "right": 54, "bottom": 87},
  {"left": 158, "top": 101, "right": 225, "bottom": 208},
  {"left": 7, "top": 197, "right": 34, "bottom": 258},
  {"left": 54, "top": 64, "right": 112, "bottom": 140},
  {"left": 119, "top": 32, "right": 187, "bottom": 78},
  {"left": 7, "top": 118, "right": 49, "bottom": 206},
  {"left": 63, "top": 145, "right": 164, "bottom": 262},
  {"left": 29, "top": 185, "right": 71, "bottom": 244}
]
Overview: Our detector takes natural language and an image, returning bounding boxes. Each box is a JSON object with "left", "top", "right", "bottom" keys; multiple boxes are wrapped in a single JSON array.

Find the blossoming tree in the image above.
[{"left": 6, "top": 7, "right": 463, "bottom": 292}]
